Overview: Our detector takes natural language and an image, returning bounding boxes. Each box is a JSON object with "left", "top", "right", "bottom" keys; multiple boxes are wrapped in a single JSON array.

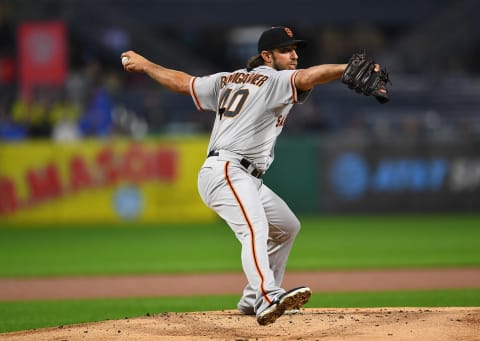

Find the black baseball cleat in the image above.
[{"left": 257, "top": 286, "right": 312, "bottom": 326}]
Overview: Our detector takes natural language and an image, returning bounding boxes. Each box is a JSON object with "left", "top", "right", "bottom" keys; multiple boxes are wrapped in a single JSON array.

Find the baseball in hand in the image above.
[{"left": 121, "top": 56, "right": 129, "bottom": 66}]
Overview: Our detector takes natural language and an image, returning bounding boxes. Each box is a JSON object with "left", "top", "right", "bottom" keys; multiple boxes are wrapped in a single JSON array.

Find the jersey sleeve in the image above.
[
  {"left": 189, "top": 72, "right": 227, "bottom": 112},
  {"left": 266, "top": 70, "right": 311, "bottom": 108}
]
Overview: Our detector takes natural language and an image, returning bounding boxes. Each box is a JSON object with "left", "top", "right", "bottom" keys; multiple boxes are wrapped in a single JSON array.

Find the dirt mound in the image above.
[{"left": 2, "top": 307, "right": 479, "bottom": 340}]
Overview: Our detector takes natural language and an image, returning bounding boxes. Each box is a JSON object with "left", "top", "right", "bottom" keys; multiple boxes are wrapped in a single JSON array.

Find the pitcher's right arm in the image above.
[{"left": 121, "top": 50, "right": 192, "bottom": 95}]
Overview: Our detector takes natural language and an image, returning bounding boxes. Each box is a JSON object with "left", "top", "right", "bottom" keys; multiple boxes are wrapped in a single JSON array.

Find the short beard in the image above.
[
  {"left": 271, "top": 55, "right": 293, "bottom": 71},
  {"left": 272, "top": 56, "right": 282, "bottom": 71}
]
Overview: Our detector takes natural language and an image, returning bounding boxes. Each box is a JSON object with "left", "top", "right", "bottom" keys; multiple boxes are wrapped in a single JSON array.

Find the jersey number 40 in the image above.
[{"left": 218, "top": 88, "right": 250, "bottom": 118}]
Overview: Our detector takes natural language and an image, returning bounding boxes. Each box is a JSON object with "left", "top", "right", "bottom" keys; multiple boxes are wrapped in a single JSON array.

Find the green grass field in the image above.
[
  {"left": 1, "top": 214, "right": 479, "bottom": 277},
  {"left": 0, "top": 214, "right": 479, "bottom": 333}
]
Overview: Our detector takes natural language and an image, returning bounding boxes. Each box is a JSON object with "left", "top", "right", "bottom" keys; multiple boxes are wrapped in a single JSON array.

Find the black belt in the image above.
[{"left": 208, "top": 150, "right": 263, "bottom": 178}]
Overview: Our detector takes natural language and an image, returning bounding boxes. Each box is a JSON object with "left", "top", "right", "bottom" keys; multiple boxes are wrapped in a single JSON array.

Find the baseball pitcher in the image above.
[{"left": 121, "top": 26, "right": 389, "bottom": 326}]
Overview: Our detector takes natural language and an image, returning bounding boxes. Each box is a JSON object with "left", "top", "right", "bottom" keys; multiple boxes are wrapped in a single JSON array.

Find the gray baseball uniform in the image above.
[{"left": 191, "top": 65, "right": 311, "bottom": 315}]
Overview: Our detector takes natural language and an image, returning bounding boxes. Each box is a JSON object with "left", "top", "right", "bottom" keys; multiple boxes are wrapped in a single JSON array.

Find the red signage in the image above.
[
  {"left": 17, "top": 21, "right": 67, "bottom": 99},
  {"left": 0, "top": 144, "right": 178, "bottom": 215}
]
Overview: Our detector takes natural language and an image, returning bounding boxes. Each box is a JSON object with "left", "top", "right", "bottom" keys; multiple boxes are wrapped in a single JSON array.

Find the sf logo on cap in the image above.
[{"left": 284, "top": 27, "right": 293, "bottom": 37}]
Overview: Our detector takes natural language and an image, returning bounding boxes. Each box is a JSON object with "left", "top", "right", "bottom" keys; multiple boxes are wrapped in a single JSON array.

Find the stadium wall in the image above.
[{"left": 1, "top": 135, "right": 479, "bottom": 225}]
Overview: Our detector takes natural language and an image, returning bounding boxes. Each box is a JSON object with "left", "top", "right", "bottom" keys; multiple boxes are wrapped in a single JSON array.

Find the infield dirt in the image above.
[{"left": 1, "top": 307, "right": 479, "bottom": 340}]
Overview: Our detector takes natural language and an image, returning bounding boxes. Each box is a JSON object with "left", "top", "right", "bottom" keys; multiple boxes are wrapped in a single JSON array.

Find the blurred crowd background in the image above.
[{"left": 1, "top": 0, "right": 479, "bottom": 142}]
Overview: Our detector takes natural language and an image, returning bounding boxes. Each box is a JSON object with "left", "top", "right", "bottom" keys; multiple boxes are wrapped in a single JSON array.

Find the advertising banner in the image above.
[
  {"left": 0, "top": 137, "right": 216, "bottom": 224},
  {"left": 321, "top": 136, "right": 480, "bottom": 213},
  {"left": 17, "top": 21, "right": 67, "bottom": 99}
]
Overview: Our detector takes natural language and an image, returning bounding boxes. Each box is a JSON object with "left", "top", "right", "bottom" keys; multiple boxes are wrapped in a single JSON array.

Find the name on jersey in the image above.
[{"left": 220, "top": 72, "right": 269, "bottom": 88}]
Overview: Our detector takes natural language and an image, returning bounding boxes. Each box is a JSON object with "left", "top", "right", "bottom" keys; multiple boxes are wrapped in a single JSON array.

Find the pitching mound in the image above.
[{"left": 1, "top": 307, "right": 479, "bottom": 340}]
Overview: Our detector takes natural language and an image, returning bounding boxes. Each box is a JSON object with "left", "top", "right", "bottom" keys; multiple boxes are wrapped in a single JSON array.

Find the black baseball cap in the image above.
[{"left": 257, "top": 26, "right": 307, "bottom": 53}]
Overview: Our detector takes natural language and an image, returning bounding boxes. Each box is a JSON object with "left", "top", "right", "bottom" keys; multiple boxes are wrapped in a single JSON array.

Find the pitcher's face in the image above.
[{"left": 271, "top": 45, "right": 298, "bottom": 70}]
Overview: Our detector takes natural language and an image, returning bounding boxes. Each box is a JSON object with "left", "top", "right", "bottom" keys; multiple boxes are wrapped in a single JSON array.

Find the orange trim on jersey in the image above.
[
  {"left": 224, "top": 161, "right": 272, "bottom": 305},
  {"left": 290, "top": 71, "right": 299, "bottom": 103},
  {"left": 190, "top": 77, "right": 204, "bottom": 111}
]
